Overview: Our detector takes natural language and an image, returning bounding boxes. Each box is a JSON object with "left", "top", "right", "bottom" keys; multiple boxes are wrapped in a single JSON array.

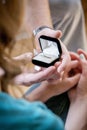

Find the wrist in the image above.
[
  {"left": 33, "top": 25, "right": 53, "bottom": 37},
  {"left": 72, "top": 94, "right": 87, "bottom": 106},
  {"left": 24, "top": 81, "right": 54, "bottom": 102}
]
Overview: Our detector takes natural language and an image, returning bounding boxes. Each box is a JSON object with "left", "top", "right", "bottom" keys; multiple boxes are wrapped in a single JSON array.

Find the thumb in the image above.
[
  {"left": 67, "top": 73, "right": 81, "bottom": 89},
  {"left": 36, "top": 28, "right": 62, "bottom": 39},
  {"left": 53, "top": 30, "right": 62, "bottom": 38}
]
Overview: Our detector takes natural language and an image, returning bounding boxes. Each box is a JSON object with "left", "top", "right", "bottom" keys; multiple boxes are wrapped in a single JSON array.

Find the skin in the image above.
[
  {"left": 1, "top": 1, "right": 87, "bottom": 129},
  {"left": 0, "top": 49, "right": 80, "bottom": 103},
  {"left": 35, "top": 28, "right": 71, "bottom": 74},
  {"left": 11, "top": 28, "right": 71, "bottom": 89},
  {"left": 26, "top": 0, "right": 71, "bottom": 74},
  {"left": 65, "top": 49, "right": 87, "bottom": 130},
  {"left": 26, "top": 0, "right": 53, "bottom": 30},
  {"left": 22, "top": 59, "right": 80, "bottom": 102}
]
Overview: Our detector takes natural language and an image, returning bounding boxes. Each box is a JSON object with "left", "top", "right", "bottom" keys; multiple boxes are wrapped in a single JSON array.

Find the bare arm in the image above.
[
  {"left": 65, "top": 98, "right": 87, "bottom": 130},
  {"left": 65, "top": 50, "right": 87, "bottom": 130},
  {"left": 26, "top": 0, "right": 71, "bottom": 74},
  {"left": 26, "top": 0, "right": 53, "bottom": 31}
]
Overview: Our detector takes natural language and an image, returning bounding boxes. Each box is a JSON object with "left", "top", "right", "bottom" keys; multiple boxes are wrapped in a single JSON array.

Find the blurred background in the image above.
[{"left": 82, "top": 0, "right": 87, "bottom": 35}]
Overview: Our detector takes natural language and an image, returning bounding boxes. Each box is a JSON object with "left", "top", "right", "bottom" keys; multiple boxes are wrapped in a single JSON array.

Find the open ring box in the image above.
[{"left": 32, "top": 35, "right": 62, "bottom": 67}]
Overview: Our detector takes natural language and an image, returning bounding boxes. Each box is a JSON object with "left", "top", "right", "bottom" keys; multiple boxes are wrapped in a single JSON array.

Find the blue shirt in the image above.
[{"left": 0, "top": 92, "right": 64, "bottom": 130}]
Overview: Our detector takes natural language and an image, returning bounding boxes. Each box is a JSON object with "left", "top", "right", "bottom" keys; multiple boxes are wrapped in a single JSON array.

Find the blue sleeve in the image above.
[{"left": 0, "top": 92, "right": 64, "bottom": 130}]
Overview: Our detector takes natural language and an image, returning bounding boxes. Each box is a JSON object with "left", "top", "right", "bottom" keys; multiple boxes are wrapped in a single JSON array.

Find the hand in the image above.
[
  {"left": 46, "top": 60, "right": 80, "bottom": 97},
  {"left": 23, "top": 60, "right": 80, "bottom": 102},
  {"left": 13, "top": 66, "right": 57, "bottom": 86},
  {"left": 68, "top": 49, "right": 87, "bottom": 102},
  {"left": 34, "top": 28, "right": 71, "bottom": 74},
  {"left": 13, "top": 52, "right": 33, "bottom": 65}
]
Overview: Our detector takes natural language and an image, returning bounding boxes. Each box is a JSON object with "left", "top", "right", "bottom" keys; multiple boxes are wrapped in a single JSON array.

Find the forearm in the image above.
[
  {"left": 27, "top": 0, "right": 53, "bottom": 31},
  {"left": 23, "top": 81, "right": 54, "bottom": 102},
  {"left": 65, "top": 97, "right": 87, "bottom": 130}
]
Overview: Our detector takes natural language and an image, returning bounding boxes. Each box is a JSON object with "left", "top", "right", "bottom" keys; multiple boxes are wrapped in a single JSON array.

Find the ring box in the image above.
[{"left": 32, "top": 35, "right": 62, "bottom": 67}]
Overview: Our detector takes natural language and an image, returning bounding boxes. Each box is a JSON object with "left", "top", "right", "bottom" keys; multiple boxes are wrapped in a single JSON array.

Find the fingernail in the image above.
[
  {"left": 34, "top": 65, "right": 41, "bottom": 71},
  {"left": 79, "top": 54, "right": 86, "bottom": 61}
]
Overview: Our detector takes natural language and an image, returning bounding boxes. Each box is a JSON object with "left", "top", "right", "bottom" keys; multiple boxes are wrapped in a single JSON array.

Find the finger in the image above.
[
  {"left": 13, "top": 52, "right": 33, "bottom": 61},
  {"left": 65, "top": 74, "right": 81, "bottom": 90},
  {"left": 79, "top": 54, "right": 86, "bottom": 61},
  {"left": 13, "top": 66, "right": 56, "bottom": 86},
  {"left": 36, "top": 28, "right": 62, "bottom": 39},
  {"left": 77, "top": 49, "right": 87, "bottom": 59},
  {"left": 69, "top": 51, "right": 79, "bottom": 61},
  {"left": 62, "top": 60, "right": 80, "bottom": 79},
  {"left": 36, "top": 66, "right": 56, "bottom": 80},
  {"left": 57, "top": 53, "right": 70, "bottom": 73},
  {"left": 68, "top": 60, "right": 80, "bottom": 72},
  {"left": 29, "top": 66, "right": 56, "bottom": 83},
  {"left": 47, "top": 29, "right": 62, "bottom": 38},
  {"left": 57, "top": 40, "right": 71, "bottom": 73},
  {"left": 54, "top": 30, "right": 62, "bottom": 38},
  {"left": 54, "top": 61, "right": 61, "bottom": 68},
  {"left": 79, "top": 53, "right": 87, "bottom": 74}
]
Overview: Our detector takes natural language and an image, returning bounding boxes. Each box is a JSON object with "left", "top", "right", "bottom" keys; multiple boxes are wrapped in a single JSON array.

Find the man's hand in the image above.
[{"left": 35, "top": 28, "right": 71, "bottom": 74}]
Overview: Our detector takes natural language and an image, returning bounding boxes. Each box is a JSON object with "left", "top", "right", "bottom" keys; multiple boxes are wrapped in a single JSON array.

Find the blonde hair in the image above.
[{"left": 0, "top": 0, "right": 26, "bottom": 92}]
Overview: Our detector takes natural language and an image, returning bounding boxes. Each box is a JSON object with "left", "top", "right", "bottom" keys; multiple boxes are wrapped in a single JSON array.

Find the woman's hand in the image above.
[
  {"left": 13, "top": 52, "right": 33, "bottom": 65},
  {"left": 23, "top": 59, "right": 80, "bottom": 102},
  {"left": 13, "top": 65, "right": 57, "bottom": 86},
  {"left": 76, "top": 49, "right": 87, "bottom": 98},
  {"left": 68, "top": 49, "right": 87, "bottom": 102},
  {"left": 65, "top": 49, "right": 87, "bottom": 130},
  {"left": 45, "top": 60, "right": 80, "bottom": 97}
]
